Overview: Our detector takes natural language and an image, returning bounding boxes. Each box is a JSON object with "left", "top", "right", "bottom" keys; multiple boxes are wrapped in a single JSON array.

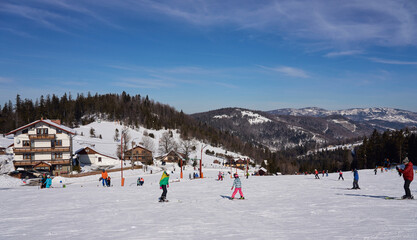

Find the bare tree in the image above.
[
  {"left": 180, "top": 138, "right": 196, "bottom": 162},
  {"left": 116, "top": 127, "right": 131, "bottom": 159},
  {"left": 158, "top": 132, "right": 177, "bottom": 155},
  {"left": 142, "top": 135, "right": 155, "bottom": 152}
]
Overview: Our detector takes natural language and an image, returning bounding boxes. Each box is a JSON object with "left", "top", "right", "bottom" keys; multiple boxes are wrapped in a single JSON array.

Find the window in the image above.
[
  {"left": 98, "top": 157, "right": 102, "bottom": 162},
  {"left": 37, "top": 128, "right": 48, "bottom": 135},
  {"left": 56, "top": 129, "right": 63, "bottom": 134},
  {"left": 23, "top": 140, "right": 30, "bottom": 147},
  {"left": 52, "top": 140, "right": 62, "bottom": 147},
  {"left": 22, "top": 129, "right": 28, "bottom": 134},
  {"left": 52, "top": 152, "right": 63, "bottom": 160},
  {"left": 23, "top": 153, "right": 32, "bottom": 160}
]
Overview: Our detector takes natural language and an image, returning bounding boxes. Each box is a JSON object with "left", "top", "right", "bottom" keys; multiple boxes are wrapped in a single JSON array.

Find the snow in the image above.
[
  {"left": 240, "top": 110, "right": 272, "bottom": 125},
  {"left": 213, "top": 114, "right": 231, "bottom": 119},
  {"left": 1, "top": 169, "right": 417, "bottom": 239}
]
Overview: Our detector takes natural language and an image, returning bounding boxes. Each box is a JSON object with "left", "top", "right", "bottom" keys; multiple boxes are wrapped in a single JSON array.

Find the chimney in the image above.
[{"left": 51, "top": 119, "right": 61, "bottom": 125}]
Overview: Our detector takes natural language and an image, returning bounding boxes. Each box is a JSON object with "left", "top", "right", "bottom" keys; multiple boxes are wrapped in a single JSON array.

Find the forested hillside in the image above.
[{"left": 0, "top": 92, "right": 270, "bottom": 163}]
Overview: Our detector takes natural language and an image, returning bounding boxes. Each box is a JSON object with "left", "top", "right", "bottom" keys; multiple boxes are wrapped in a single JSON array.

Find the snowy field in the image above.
[{"left": 1, "top": 168, "right": 417, "bottom": 240}]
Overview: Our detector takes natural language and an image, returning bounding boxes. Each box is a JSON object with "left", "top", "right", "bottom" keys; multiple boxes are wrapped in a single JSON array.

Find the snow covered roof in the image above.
[
  {"left": 75, "top": 147, "right": 118, "bottom": 160},
  {"left": 6, "top": 119, "right": 75, "bottom": 135}
]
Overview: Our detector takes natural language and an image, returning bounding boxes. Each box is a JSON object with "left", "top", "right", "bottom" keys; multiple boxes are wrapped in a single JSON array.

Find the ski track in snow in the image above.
[{"left": 1, "top": 169, "right": 417, "bottom": 239}]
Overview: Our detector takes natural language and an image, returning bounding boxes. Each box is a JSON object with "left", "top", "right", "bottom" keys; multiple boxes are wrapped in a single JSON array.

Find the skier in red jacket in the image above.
[{"left": 397, "top": 157, "right": 414, "bottom": 199}]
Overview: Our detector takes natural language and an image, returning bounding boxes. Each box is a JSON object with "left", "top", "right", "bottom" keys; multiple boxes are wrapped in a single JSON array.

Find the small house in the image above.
[
  {"left": 124, "top": 145, "right": 153, "bottom": 165},
  {"left": 76, "top": 147, "right": 118, "bottom": 166}
]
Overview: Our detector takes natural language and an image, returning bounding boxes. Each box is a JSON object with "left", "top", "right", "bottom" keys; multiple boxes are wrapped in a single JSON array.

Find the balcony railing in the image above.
[
  {"left": 14, "top": 147, "right": 70, "bottom": 154},
  {"left": 28, "top": 134, "right": 56, "bottom": 140},
  {"left": 13, "top": 159, "right": 70, "bottom": 166}
]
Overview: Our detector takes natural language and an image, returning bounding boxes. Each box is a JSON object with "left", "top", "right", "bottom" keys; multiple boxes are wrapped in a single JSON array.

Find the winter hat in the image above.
[{"left": 403, "top": 157, "right": 409, "bottom": 164}]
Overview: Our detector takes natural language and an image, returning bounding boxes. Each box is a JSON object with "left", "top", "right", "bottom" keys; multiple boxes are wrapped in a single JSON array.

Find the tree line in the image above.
[{"left": 0, "top": 92, "right": 271, "bottom": 164}]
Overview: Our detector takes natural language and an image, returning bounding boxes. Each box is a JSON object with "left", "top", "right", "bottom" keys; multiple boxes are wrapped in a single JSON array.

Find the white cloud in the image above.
[
  {"left": 369, "top": 57, "right": 417, "bottom": 65},
  {"left": 259, "top": 65, "right": 310, "bottom": 78},
  {"left": 325, "top": 50, "right": 363, "bottom": 58}
]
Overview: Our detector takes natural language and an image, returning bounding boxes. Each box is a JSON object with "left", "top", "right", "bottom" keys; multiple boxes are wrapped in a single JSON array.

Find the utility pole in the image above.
[
  {"left": 200, "top": 144, "right": 207, "bottom": 178},
  {"left": 121, "top": 134, "right": 124, "bottom": 186}
]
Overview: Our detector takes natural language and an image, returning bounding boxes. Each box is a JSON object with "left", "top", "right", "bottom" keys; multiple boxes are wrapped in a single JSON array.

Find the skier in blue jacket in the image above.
[
  {"left": 45, "top": 176, "right": 52, "bottom": 188},
  {"left": 352, "top": 169, "right": 360, "bottom": 189}
]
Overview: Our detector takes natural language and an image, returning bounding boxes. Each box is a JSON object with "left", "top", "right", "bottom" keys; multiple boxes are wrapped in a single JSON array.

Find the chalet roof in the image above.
[
  {"left": 126, "top": 145, "right": 152, "bottom": 153},
  {"left": 6, "top": 119, "right": 75, "bottom": 135},
  {"left": 75, "top": 147, "right": 118, "bottom": 160},
  {"left": 157, "top": 150, "right": 186, "bottom": 160}
]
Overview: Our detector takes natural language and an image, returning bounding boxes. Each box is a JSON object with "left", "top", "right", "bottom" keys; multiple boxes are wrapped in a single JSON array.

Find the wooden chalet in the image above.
[{"left": 124, "top": 145, "right": 153, "bottom": 165}]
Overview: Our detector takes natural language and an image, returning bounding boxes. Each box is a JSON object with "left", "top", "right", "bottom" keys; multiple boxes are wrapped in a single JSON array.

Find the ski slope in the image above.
[{"left": 1, "top": 168, "right": 417, "bottom": 239}]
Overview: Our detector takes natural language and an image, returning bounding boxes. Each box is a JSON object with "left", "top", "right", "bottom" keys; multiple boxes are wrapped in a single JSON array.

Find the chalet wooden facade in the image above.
[
  {"left": 76, "top": 147, "right": 118, "bottom": 166},
  {"left": 124, "top": 145, "right": 153, "bottom": 165},
  {"left": 156, "top": 150, "right": 186, "bottom": 163},
  {"left": 6, "top": 119, "right": 75, "bottom": 175}
]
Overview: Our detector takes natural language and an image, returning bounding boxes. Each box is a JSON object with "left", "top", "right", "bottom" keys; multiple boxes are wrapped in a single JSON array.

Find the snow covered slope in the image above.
[
  {"left": 1, "top": 169, "right": 416, "bottom": 239},
  {"left": 269, "top": 107, "right": 417, "bottom": 130}
]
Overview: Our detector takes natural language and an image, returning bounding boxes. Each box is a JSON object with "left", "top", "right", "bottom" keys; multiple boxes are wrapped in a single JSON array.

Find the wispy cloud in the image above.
[
  {"left": 0, "top": 77, "right": 13, "bottom": 84},
  {"left": 259, "top": 65, "right": 310, "bottom": 78},
  {"left": 113, "top": 78, "right": 175, "bottom": 89},
  {"left": 369, "top": 57, "right": 417, "bottom": 65},
  {"left": 324, "top": 50, "right": 363, "bottom": 58}
]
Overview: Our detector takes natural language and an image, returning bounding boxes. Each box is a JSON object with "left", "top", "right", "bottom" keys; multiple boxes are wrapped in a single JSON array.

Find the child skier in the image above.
[
  {"left": 397, "top": 157, "right": 414, "bottom": 199},
  {"left": 338, "top": 170, "right": 344, "bottom": 180},
  {"left": 231, "top": 173, "right": 244, "bottom": 200},
  {"left": 314, "top": 169, "right": 320, "bottom": 179},
  {"left": 106, "top": 176, "right": 111, "bottom": 187},
  {"left": 159, "top": 169, "right": 170, "bottom": 202},
  {"left": 137, "top": 177, "right": 144, "bottom": 186}
]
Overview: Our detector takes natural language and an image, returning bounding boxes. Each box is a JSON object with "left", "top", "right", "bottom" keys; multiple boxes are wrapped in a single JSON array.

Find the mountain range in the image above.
[{"left": 192, "top": 107, "right": 417, "bottom": 151}]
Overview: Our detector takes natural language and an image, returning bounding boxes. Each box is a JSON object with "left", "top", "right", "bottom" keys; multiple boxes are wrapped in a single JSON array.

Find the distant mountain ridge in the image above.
[
  {"left": 267, "top": 107, "right": 417, "bottom": 130},
  {"left": 191, "top": 108, "right": 373, "bottom": 151}
]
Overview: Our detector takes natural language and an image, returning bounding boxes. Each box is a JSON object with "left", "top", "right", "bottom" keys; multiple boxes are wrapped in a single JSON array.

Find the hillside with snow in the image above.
[
  {"left": 268, "top": 107, "right": 417, "bottom": 130},
  {"left": 1, "top": 168, "right": 416, "bottom": 239},
  {"left": 192, "top": 108, "right": 372, "bottom": 151}
]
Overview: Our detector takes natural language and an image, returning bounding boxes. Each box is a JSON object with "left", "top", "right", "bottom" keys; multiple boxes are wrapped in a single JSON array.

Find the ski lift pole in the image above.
[
  {"left": 200, "top": 145, "right": 207, "bottom": 178},
  {"left": 121, "top": 133, "right": 124, "bottom": 187}
]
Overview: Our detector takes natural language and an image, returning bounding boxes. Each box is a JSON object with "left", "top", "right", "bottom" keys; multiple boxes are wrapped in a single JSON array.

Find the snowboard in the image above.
[{"left": 220, "top": 195, "right": 245, "bottom": 200}]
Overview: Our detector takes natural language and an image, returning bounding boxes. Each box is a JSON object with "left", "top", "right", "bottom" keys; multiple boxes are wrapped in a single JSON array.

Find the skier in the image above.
[
  {"left": 137, "top": 177, "right": 144, "bottom": 186},
  {"left": 41, "top": 173, "right": 47, "bottom": 188},
  {"left": 106, "top": 176, "right": 111, "bottom": 187},
  {"left": 159, "top": 169, "right": 170, "bottom": 202},
  {"left": 396, "top": 157, "right": 414, "bottom": 199},
  {"left": 101, "top": 169, "right": 108, "bottom": 187},
  {"left": 314, "top": 169, "right": 320, "bottom": 179},
  {"left": 322, "top": 170, "right": 325, "bottom": 177},
  {"left": 352, "top": 169, "right": 360, "bottom": 189},
  {"left": 338, "top": 170, "right": 344, "bottom": 180},
  {"left": 374, "top": 167, "right": 377, "bottom": 175},
  {"left": 231, "top": 173, "right": 244, "bottom": 200},
  {"left": 45, "top": 175, "right": 52, "bottom": 188},
  {"left": 326, "top": 170, "right": 328, "bottom": 177}
]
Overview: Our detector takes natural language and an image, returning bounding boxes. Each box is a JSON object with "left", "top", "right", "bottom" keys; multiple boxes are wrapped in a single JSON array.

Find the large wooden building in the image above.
[
  {"left": 6, "top": 119, "right": 75, "bottom": 175},
  {"left": 124, "top": 145, "right": 153, "bottom": 165}
]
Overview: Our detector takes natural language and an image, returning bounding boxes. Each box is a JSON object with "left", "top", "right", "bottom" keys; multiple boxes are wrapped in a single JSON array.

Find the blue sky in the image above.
[{"left": 1, "top": 0, "right": 417, "bottom": 113}]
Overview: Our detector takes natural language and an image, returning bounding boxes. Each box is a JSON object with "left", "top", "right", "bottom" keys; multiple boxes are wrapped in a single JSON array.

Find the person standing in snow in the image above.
[
  {"left": 374, "top": 167, "right": 378, "bottom": 175},
  {"left": 396, "top": 157, "right": 414, "bottom": 199},
  {"left": 338, "top": 170, "right": 344, "bottom": 181},
  {"left": 314, "top": 169, "right": 320, "bottom": 179},
  {"left": 41, "top": 173, "right": 47, "bottom": 188},
  {"left": 231, "top": 173, "right": 244, "bottom": 199},
  {"left": 101, "top": 169, "right": 108, "bottom": 187},
  {"left": 159, "top": 169, "right": 170, "bottom": 202},
  {"left": 45, "top": 175, "right": 52, "bottom": 188},
  {"left": 352, "top": 169, "right": 360, "bottom": 189}
]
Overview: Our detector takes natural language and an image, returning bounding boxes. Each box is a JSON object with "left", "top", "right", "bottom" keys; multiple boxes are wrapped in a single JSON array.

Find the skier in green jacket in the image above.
[{"left": 159, "top": 169, "right": 170, "bottom": 202}]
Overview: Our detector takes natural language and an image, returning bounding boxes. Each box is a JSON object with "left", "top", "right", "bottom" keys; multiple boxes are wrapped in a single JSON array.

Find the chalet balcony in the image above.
[
  {"left": 13, "top": 159, "right": 71, "bottom": 166},
  {"left": 29, "top": 134, "right": 56, "bottom": 140},
  {"left": 14, "top": 147, "right": 70, "bottom": 154}
]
